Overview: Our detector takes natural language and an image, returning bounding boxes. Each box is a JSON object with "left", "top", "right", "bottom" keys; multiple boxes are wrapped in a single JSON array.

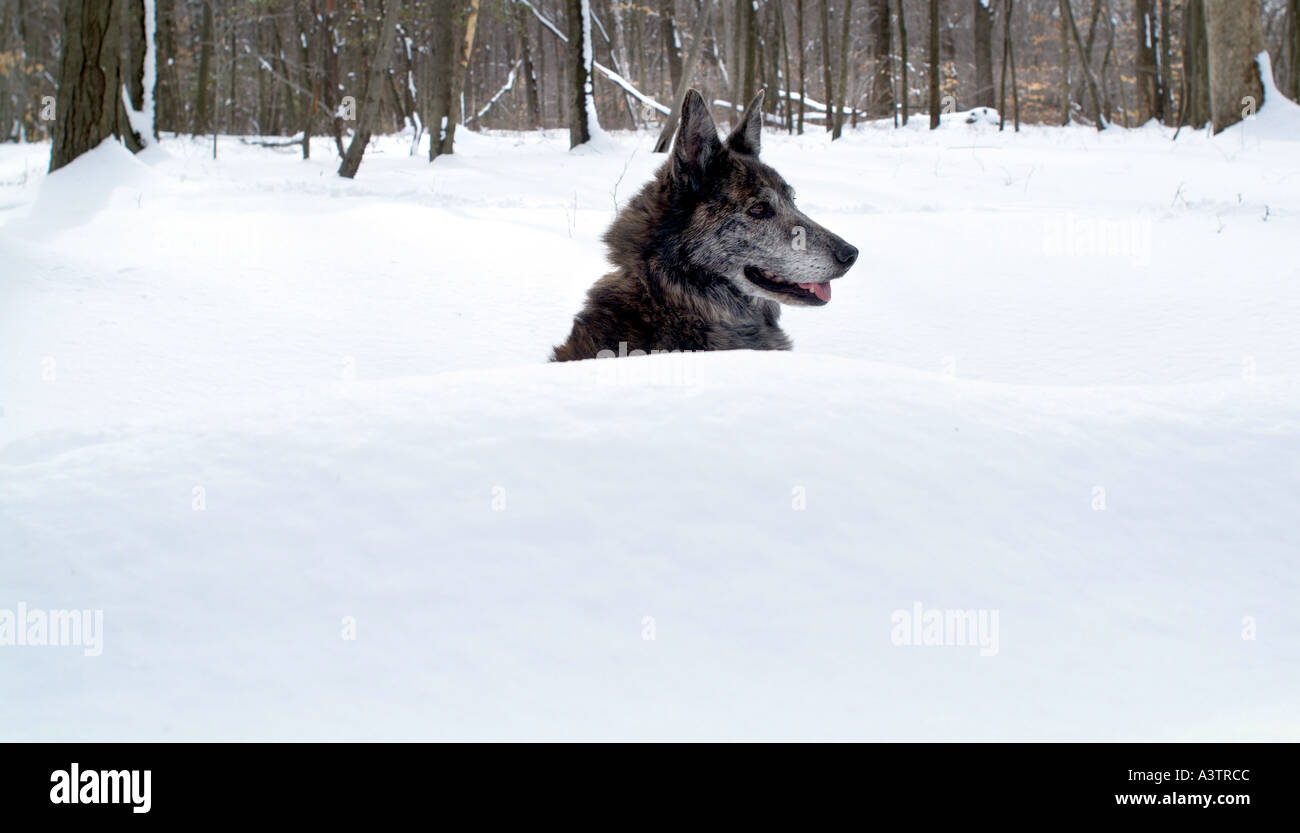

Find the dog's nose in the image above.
[{"left": 835, "top": 242, "right": 859, "bottom": 266}]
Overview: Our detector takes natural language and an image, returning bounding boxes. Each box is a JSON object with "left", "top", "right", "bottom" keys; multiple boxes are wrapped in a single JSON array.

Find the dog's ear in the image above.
[
  {"left": 672, "top": 89, "right": 722, "bottom": 190},
  {"left": 725, "top": 90, "right": 765, "bottom": 156}
]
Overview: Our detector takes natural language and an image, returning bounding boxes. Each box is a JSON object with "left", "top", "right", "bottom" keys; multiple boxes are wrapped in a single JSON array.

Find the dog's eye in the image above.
[{"left": 747, "top": 202, "right": 772, "bottom": 218}]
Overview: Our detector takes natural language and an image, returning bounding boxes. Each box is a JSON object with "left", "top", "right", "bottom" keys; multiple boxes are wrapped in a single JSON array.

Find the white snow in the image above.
[{"left": 1, "top": 107, "right": 1299, "bottom": 739}]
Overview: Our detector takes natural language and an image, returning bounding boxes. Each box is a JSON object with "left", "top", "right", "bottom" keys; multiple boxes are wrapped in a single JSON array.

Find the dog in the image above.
[{"left": 551, "top": 89, "right": 858, "bottom": 362}]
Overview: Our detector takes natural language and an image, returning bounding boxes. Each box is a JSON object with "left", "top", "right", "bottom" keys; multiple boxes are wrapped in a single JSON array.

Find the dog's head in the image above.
[{"left": 666, "top": 89, "right": 858, "bottom": 306}]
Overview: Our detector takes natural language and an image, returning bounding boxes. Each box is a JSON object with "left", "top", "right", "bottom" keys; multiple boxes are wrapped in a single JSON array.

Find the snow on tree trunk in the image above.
[
  {"left": 126, "top": 0, "right": 158, "bottom": 144},
  {"left": 567, "top": 0, "right": 603, "bottom": 148}
]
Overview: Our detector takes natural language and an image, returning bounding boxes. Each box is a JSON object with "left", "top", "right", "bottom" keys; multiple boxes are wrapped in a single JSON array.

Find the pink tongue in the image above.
[{"left": 798, "top": 282, "right": 832, "bottom": 302}]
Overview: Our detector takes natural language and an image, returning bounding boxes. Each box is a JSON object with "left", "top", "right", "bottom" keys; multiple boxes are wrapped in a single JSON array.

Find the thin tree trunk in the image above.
[
  {"left": 1059, "top": 0, "right": 1071, "bottom": 124},
  {"left": 661, "top": 0, "right": 683, "bottom": 96},
  {"left": 972, "top": 0, "right": 993, "bottom": 108},
  {"left": 654, "top": 0, "right": 713, "bottom": 151},
  {"left": 227, "top": 21, "right": 237, "bottom": 136},
  {"left": 999, "top": 0, "right": 1020, "bottom": 130},
  {"left": 1159, "top": 0, "right": 1172, "bottom": 122},
  {"left": 797, "top": 0, "right": 807, "bottom": 132},
  {"left": 833, "top": 0, "right": 854, "bottom": 138},
  {"left": 566, "top": 0, "right": 594, "bottom": 147},
  {"left": 442, "top": 0, "right": 481, "bottom": 155},
  {"left": 429, "top": 0, "right": 452, "bottom": 159},
  {"left": 821, "top": 0, "right": 834, "bottom": 131},
  {"left": 195, "top": 0, "right": 213, "bottom": 135},
  {"left": 339, "top": 0, "right": 400, "bottom": 177},
  {"left": 777, "top": 0, "right": 795, "bottom": 132},
  {"left": 316, "top": 0, "right": 346, "bottom": 157},
  {"left": 1063, "top": 0, "right": 1105, "bottom": 128},
  {"left": 898, "top": 0, "right": 908, "bottom": 124},
  {"left": 1136, "top": 0, "right": 1162, "bottom": 122},
  {"left": 516, "top": 1, "right": 542, "bottom": 126},
  {"left": 869, "top": 0, "right": 894, "bottom": 117},
  {"left": 1290, "top": 0, "right": 1300, "bottom": 99},
  {"left": 928, "top": 0, "right": 939, "bottom": 129}
]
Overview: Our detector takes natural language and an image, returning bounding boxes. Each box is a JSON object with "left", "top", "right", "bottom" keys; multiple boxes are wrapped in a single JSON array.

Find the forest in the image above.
[
  {"left": 1, "top": 1, "right": 1297, "bottom": 173},
  {"left": 2, "top": 2, "right": 1298, "bottom": 745}
]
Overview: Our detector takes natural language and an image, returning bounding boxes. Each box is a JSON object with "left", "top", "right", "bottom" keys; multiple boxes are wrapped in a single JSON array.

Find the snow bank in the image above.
[{"left": 1, "top": 118, "right": 1298, "bottom": 739}]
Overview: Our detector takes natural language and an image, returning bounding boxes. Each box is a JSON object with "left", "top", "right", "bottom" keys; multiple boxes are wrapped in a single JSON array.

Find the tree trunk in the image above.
[
  {"left": 157, "top": 0, "right": 178, "bottom": 132},
  {"left": 1059, "top": 0, "right": 1071, "bottom": 123},
  {"left": 820, "top": 0, "right": 834, "bottom": 131},
  {"left": 51, "top": 0, "right": 141, "bottom": 172},
  {"left": 1177, "top": 0, "right": 1210, "bottom": 128},
  {"left": 1204, "top": 0, "right": 1265, "bottom": 134},
  {"left": 654, "top": 1, "right": 714, "bottom": 152},
  {"left": 797, "top": 0, "right": 807, "bottom": 132},
  {"left": 833, "top": 0, "right": 854, "bottom": 138},
  {"left": 999, "top": 0, "right": 1020, "bottom": 130},
  {"left": 195, "top": 0, "right": 213, "bottom": 135},
  {"left": 898, "top": 0, "right": 908, "bottom": 124},
  {"left": 1290, "top": 0, "right": 1300, "bottom": 100},
  {"left": 516, "top": 1, "right": 542, "bottom": 126},
  {"left": 1063, "top": 0, "right": 1105, "bottom": 128},
  {"left": 972, "top": 0, "right": 993, "bottom": 108},
  {"left": 428, "top": 0, "right": 452, "bottom": 159},
  {"left": 868, "top": 0, "right": 894, "bottom": 117},
  {"left": 566, "top": 0, "right": 594, "bottom": 147},
  {"left": 339, "top": 0, "right": 400, "bottom": 178},
  {"left": 1158, "top": 0, "right": 1172, "bottom": 123},
  {"left": 226, "top": 22, "right": 237, "bottom": 137},
  {"left": 928, "top": 0, "right": 940, "bottom": 129},
  {"left": 777, "top": 0, "right": 795, "bottom": 132},
  {"left": 661, "top": 0, "right": 683, "bottom": 97},
  {"left": 316, "top": 0, "right": 346, "bottom": 157},
  {"left": 442, "top": 0, "right": 481, "bottom": 155},
  {"left": 1135, "top": 0, "right": 1162, "bottom": 122}
]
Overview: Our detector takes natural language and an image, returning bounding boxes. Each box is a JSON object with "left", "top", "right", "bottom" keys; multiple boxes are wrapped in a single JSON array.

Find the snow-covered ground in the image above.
[{"left": 2, "top": 100, "right": 1298, "bottom": 740}]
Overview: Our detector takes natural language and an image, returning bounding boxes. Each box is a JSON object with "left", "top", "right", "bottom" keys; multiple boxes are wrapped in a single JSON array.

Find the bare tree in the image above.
[
  {"left": 1135, "top": 0, "right": 1163, "bottom": 123},
  {"left": 1158, "top": 0, "right": 1172, "bottom": 122},
  {"left": 195, "top": 0, "right": 213, "bottom": 136},
  {"left": 821, "top": 0, "right": 834, "bottom": 131},
  {"left": 339, "top": 0, "right": 401, "bottom": 177},
  {"left": 999, "top": 0, "right": 1021, "bottom": 130},
  {"left": 442, "top": 0, "right": 482, "bottom": 154},
  {"left": 868, "top": 0, "right": 894, "bottom": 117},
  {"left": 898, "top": 0, "right": 908, "bottom": 124},
  {"left": 1177, "top": 0, "right": 1211, "bottom": 130},
  {"left": 972, "top": 0, "right": 994, "bottom": 108},
  {"left": 661, "top": 0, "right": 683, "bottom": 95},
  {"left": 566, "top": 0, "right": 596, "bottom": 147},
  {"left": 833, "top": 0, "right": 854, "bottom": 137},
  {"left": 1290, "top": 0, "right": 1300, "bottom": 99},
  {"left": 515, "top": 2, "right": 542, "bottom": 126},
  {"left": 797, "top": 0, "right": 807, "bottom": 132},
  {"left": 928, "top": 0, "right": 940, "bottom": 129},
  {"left": 655, "top": 1, "right": 714, "bottom": 152},
  {"left": 1062, "top": 0, "right": 1105, "bottom": 128}
]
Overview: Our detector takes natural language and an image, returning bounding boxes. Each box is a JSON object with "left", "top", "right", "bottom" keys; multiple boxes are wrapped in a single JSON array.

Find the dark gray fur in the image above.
[{"left": 552, "top": 89, "right": 858, "bottom": 362}]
